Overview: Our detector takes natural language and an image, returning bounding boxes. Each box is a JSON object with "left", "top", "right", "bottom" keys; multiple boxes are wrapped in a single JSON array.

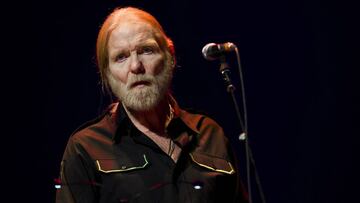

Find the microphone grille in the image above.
[{"left": 202, "top": 43, "right": 217, "bottom": 60}]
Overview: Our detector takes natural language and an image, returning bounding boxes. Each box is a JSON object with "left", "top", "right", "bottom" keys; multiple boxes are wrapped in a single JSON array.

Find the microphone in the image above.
[{"left": 202, "top": 42, "right": 236, "bottom": 60}]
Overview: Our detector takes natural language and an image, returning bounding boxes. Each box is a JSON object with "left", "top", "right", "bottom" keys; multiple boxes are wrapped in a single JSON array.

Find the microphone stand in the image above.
[
  {"left": 219, "top": 57, "right": 245, "bottom": 130},
  {"left": 218, "top": 56, "right": 266, "bottom": 203}
]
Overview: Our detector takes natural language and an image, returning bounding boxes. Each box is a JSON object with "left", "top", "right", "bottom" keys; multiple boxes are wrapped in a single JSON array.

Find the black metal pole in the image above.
[{"left": 218, "top": 56, "right": 252, "bottom": 203}]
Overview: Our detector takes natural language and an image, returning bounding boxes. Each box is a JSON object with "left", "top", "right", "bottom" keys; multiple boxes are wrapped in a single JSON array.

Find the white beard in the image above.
[{"left": 108, "top": 62, "right": 173, "bottom": 112}]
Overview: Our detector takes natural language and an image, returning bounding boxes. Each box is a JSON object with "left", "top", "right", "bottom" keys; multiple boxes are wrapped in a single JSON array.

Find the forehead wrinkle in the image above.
[{"left": 108, "top": 23, "right": 158, "bottom": 55}]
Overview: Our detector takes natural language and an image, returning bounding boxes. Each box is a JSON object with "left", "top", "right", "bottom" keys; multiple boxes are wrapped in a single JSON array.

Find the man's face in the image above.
[{"left": 107, "top": 20, "right": 172, "bottom": 111}]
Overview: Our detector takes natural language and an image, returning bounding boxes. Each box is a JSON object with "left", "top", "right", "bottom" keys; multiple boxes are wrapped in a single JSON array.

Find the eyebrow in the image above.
[
  {"left": 135, "top": 39, "right": 159, "bottom": 48},
  {"left": 109, "top": 39, "right": 160, "bottom": 58}
]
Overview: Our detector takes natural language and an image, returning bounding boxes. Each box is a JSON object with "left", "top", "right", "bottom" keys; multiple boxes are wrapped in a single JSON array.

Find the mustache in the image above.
[{"left": 127, "top": 74, "right": 157, "bottom": 90}]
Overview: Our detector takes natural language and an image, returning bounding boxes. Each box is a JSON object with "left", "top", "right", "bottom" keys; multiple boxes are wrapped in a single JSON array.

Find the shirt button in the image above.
[{"left": 121, "top": 166, "right": 127, "bottom": 169}]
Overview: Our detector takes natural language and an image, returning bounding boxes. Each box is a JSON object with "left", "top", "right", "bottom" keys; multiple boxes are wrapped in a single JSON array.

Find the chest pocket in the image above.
[
  {"left": 189, "top": 152, "right": 235, "bottom": 175},
  {"left": 95, "top": 154, "right": 149, "bottom": 173}
]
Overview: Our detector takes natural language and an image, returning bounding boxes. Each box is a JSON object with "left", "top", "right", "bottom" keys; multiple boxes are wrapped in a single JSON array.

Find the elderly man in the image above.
[{"left": 56, "top": 7, "right": 248, "bottom": 203}]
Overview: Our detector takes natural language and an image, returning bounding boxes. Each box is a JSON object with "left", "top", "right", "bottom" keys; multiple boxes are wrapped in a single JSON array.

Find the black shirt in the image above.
[{"left": 56, "top": 102, "right": 248, "bottom": 203}]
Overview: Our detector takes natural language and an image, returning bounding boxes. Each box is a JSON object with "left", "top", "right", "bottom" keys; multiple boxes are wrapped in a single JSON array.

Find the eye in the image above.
[
  {"left": 139, "top": 46, "right": 155, "bottom": 55},
  {"left": 115, "top": 53, "right": 128, "bottom": 63}
]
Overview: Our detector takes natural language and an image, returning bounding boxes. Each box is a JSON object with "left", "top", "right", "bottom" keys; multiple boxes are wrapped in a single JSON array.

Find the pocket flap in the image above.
[
  {"left": 96, "top": 154, "right": 149, "bottom": 173},
  {"left": 189, "top": 153, "right": 235, "bottom": 175}
]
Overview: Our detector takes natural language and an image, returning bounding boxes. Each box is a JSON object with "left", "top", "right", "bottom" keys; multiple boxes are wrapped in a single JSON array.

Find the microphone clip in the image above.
[{"left": 219, "top": 56, "right": 236, "bottom": 93}]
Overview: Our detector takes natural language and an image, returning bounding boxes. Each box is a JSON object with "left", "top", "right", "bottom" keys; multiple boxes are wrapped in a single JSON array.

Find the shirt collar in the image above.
[{"left": 110, "top": 95, "right": 200, "bottom": 144}]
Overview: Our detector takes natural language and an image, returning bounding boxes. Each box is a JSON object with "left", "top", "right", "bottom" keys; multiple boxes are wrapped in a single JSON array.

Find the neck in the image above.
[{"left": 124, "top": 95, "right": 171, "bottom": 136}]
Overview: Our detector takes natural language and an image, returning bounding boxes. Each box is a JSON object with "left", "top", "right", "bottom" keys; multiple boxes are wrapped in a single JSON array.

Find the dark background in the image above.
[{"left": 5, "top": 0, "right": 359, "bottom": 202}]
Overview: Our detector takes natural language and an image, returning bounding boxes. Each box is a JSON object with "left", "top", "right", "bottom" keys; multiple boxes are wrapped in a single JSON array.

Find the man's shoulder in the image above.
[
  {"left": 180, "top": 108, "right": 222, "bottom": 132},
  {"left": 182, "top": 108, "right": 232, "bottom": 162},
  {"left": 70, "top": 106, "right": 116, "bottom": 141}
]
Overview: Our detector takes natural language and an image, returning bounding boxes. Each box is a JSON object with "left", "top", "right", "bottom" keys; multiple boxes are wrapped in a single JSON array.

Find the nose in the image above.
[{"left": 129, "top": 53, "right": 145, "bottom": 74}]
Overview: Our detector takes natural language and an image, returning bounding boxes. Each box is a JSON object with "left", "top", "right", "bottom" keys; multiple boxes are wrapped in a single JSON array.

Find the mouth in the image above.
[{"left": 130, "top": 80, "right": 151, "bottom": 89}]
